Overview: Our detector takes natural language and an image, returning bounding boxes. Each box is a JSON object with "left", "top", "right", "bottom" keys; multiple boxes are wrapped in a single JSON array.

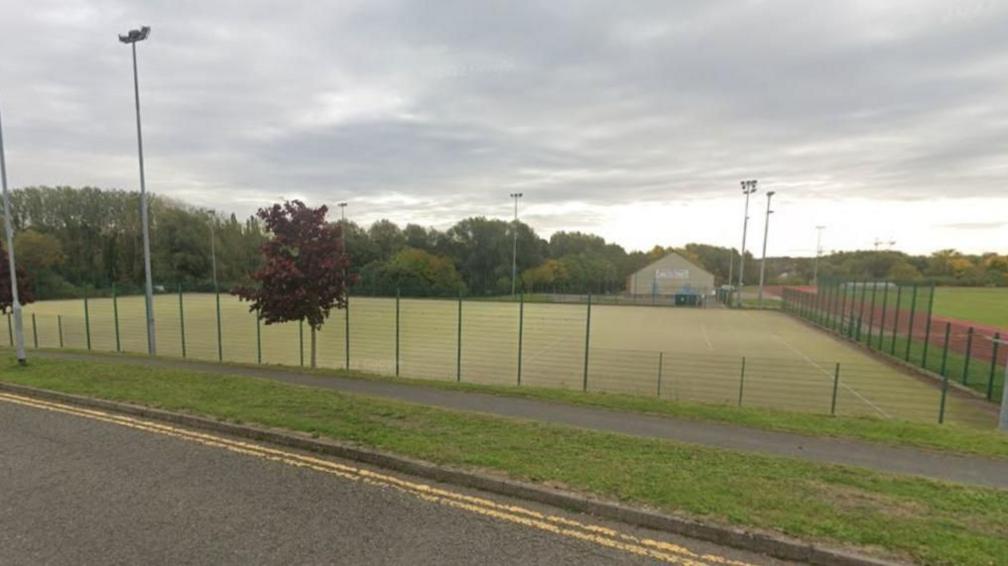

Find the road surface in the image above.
[{"left": 0, "top": 392, "right": 781, "bottom": 565}]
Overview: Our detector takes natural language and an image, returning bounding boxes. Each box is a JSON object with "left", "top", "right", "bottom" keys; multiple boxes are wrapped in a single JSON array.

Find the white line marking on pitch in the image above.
[
  {"left": 772, "top": 335, "right": 891, "bottom": 419},
  {"left": 700, "top": 325, "right": 714, "bottom": 351}
]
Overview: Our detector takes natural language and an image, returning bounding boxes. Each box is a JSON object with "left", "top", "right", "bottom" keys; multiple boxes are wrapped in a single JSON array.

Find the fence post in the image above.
[
  {"left": 113, "top": 283, "right": 121, "bottom": 352},
  {"left": 921, "top": 283, "right": 936, "bottom": 368},
  {"left": 84, "top": 288, "right": 92, "bottom": 351},
  {"left": 831, "top": 362, "right": 840, "bottom": 415},
  {"left": 938, "top": 322, "right": 952, "bottom": 424},
  {"left": 877, "top": 282, "right": 889, "bottom": 350},
  {"left": 961, "top": 327, "right": 974, "bottom": 385},
  {"left": 838, "top": 282, "right": 848, "bottom": 336},
  {"left": 31, "top": 313, "right": 38, "bottom": 349},
  {"left": 256, "top": 308, "right": 262, "bottom": 365},
  {"left": 866, "top": 281, "right": 878, "bottom": 347},
  {"left": 831, "top": 281, "right": 841, "bottom": 331},
  {"left": 215, "top": 288, "right": 223, "bottom": 362},
  {"left": 395, "top": 289, "right": 401, "bottom": 378},
  {"left": 657, "top": 351, "right": 664, "bottom": 398},
  {"left": 178, "top": 284, "right": 187, "bottom": 358},
  {"left": 57, "top": 315, "right": 63, "bottom": 348},
  {"left": 456, "top": 291, "right": 462, "bottom": 382},
  {"left": 516, "top": 293, "right": 524, "bottom": 386},
  {"left": 989, "top": 333, "right": 1001, "bottom": 401},
  {"left": 818, "top": 284, "right": 828, "bottom": 326},
  {"left": 6, "top": 313, "right": 11, "bottom": 346},
  {"left": 856, "top": 281, "right": 867, "bottom": 341},
  {"left": 890, "top": 285, "right": 902, "bottom": 355},
  {"left": 582, "top": 293, "right": 592, "bottom": 392},
  {"left": 939, "top": 322, "right": 952, "bottom": 377},
  {"left": 737, "top": 356, "right": 746, "bottom": 407},
  {"left": 904, "top": 284, "right": 918, "bottom": 362},
  {"left": 299, "top": 319, "right": 305, "bottom": 367},
  {"left": 344, "top": 293, "right": 351, "bottom": 371}
]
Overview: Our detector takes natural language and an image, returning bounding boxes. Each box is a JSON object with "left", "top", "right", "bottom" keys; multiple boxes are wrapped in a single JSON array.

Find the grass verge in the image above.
[
  {"left": 13, "top": 347, "right": 1008, "bottom": 459},
  {"left": 2, "top": 357, "right": 1008, "bottom": 565}
]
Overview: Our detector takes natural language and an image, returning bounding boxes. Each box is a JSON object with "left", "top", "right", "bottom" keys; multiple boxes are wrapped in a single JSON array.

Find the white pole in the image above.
[
  {"left": 128, "top": 39, "right": 157, "bottom": 356},
  {"left": 737, "top": 180, "right": 757, "bottom": 306},
  {"left": 757, "top": 191, "right": 775, "bottom": 305},
  {"left": 209, "top": 220, "right": 218, "bottom": 290},
  {"left": 0, "top": 105, "right": 26, "bottom": 364},
  {"left": 510, "top": 192, "right": 522, "bottom": 297},
  {"left": 813, "top": 225, "right": 825, "bottom": 285}
]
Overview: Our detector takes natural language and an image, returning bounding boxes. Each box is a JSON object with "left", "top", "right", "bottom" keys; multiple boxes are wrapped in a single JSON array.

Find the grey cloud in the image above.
[{"left": 1, "top": 0, "right": 1007, "bottom": 249}]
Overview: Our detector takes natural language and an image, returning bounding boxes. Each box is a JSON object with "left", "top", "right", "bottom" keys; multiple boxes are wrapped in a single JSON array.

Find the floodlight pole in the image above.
[
  {"left": 757, "top": 191, "right": 775, "bottom": 305},
  {"left": 813, "top": 225, "right": 825, "bottom": 285},
  {"left": 0, "top": 105, "right": 26, "bottom": 364},
  {"left": 337, "top": 201, "right": 348, "bottom": 278},
  {"left": 510, "top": 192, "right": 523, "bottom": 297},
  {"left": 737, "top": 180, "right": 757, "bottom": 306},
  {"left": 120, "top": 26, "right": 156, "bottom": 355},
  {"left": 337, "top": 202, "right": 347, "bottom": 246},
  {"left": 209, "top": 220, "right": 218, "bottom": 290}
]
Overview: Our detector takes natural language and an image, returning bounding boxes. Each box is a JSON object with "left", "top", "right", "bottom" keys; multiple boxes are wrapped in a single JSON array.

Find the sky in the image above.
[{"left": 1, "top": 0, "right": 1006, "bottom": 256}]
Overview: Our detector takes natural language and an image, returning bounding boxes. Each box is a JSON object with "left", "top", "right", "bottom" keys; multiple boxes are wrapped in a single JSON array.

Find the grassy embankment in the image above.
[{"left": 2, "top": 357, "right": 1007, "bottom": 565}]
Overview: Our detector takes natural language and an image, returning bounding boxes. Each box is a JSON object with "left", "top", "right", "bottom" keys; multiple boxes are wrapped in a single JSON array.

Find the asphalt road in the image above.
[{"left": 0, "top": 394, "right": 781, "bottom": 566}]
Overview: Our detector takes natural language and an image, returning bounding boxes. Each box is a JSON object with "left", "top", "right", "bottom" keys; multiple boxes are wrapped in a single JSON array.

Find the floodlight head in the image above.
[
  {"left": 510, "top": 192, "right": 523, "bottom": 198},
  {"left": 118, "top": 26, "right": 151, "bottom": 44},
  {"left": 767, "top": 190, "right": 776, "bottom": 197},
  {"left": 337, "top": 202, "right": 347, "bottom": 207}
]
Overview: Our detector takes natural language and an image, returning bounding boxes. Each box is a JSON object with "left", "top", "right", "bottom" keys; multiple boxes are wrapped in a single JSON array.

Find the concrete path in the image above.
[
  {"left": 0, "top": 393, "right": 780, "bottom": 566},
  {"left": 26, "top": 350, "right": 1008, "bottom": 490}
]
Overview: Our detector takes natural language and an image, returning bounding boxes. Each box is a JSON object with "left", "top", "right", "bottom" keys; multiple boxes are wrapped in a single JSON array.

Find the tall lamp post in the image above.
[
  {"left": 737, "top": 180, "right": 758, "bottom": 306},
  {"left": 0, "top": 105, "right": 26, "bottom": 364},
  {"left": 510, "top": 192, "right": 523, "bottom": 297},
  {"left": 813, "top": 225, "right": 825, "bottom": 285},
  {"left": 119, "top": 25, "right": 156, "bottom": 356},
  {"left": 337, "top": 202, "right": 348, "bottom": 243},
  {"left": 337, "top": 201, "right": 348, "bottom": 277},
  {"left": 757, "top": 191, "right": 776, "bottom": 305}
]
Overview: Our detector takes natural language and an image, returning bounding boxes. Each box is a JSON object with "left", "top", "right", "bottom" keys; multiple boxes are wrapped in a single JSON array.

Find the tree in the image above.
[
  {"left": 887, "top": 260, "right": 921, "bottom": 282},
  {"left": 14, "top": 229, "right": 64, "bottom": 273},
  {"left": 368, "top": 219, "right": 406, "bottom": 261},
  {"left": 0, "top": 243, "right": 35, "bottom": 313},
  {"left": 233, "top": 200, "right": 348, "bottom": 368},
  {"left": 521, "top": 259, "right": 567, "bottom": 292}
]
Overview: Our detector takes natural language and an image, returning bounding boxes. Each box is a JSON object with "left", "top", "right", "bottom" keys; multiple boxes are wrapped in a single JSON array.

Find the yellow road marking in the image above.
[{"left": 0, "top": 392, "right": 753, "bottom": 566}]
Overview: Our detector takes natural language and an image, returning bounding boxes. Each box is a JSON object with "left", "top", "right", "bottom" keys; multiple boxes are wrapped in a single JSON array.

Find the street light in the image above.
[
  {"left": 737, "top": 180, "right": 758, "bottom": 306},
  {"left": 509, "top": 193, "right": 523, "bottom": 297},
  {"left": 119, "top": 25, "right": 156, "bottom": 356},
  {"left": 337, "top": 202, "right": 348, "bottom": 277},
  {"left": 813, "top": 225, "right": 826, "bottom": 285},
  {"left": 0, "top": 105, "right": 26, "bottom": 364},
  {"left": 757, "top": 191, "right": 776, "bottom": 305}
]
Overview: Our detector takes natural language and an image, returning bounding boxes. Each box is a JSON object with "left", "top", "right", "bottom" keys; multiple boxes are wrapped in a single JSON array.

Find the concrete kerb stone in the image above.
[{"left": 0, "top": 380, "right": 903, "bottom": 566}]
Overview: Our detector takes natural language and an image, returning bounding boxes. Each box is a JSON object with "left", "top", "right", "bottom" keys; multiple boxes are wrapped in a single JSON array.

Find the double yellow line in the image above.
[{"left": 0, "top": 392, "right": 751, "bottom": 566}]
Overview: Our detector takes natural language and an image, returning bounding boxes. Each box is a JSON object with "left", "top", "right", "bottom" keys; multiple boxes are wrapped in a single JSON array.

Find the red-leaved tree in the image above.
[
  {"left": 0, "top": 243, "right": 35, "bottom": 314},
  {"left": 234, "top": 200, "right": 349, "bottom": 367}
]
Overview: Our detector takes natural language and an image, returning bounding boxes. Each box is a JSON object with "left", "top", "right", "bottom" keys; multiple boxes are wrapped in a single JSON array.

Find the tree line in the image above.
[{"left": 1, "top": 186, "right": 1005, "bottom": 303}]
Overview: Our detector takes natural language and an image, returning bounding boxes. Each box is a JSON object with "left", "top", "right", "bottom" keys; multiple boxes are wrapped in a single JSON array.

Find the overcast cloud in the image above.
[{"left": 1, "top": 0, "right": 1006, "bottom": 255}]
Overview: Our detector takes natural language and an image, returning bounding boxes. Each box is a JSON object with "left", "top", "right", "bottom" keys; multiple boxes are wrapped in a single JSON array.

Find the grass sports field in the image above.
[
  {"left": 933, "top": 286, "right": 1008, "bottom": 328},
  {"left": 9, "top": 293, "right": 995, "bottom": 428}
]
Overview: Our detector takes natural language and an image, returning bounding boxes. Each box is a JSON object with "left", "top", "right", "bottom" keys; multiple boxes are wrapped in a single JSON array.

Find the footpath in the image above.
[{"left": 28, "top": 350, "right": 1008, "bottom": 489}]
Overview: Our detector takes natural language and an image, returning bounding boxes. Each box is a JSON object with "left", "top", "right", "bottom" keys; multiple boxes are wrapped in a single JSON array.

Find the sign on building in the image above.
[{"left": 656, "top": 268, "right": 689, "bottom": 280}]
